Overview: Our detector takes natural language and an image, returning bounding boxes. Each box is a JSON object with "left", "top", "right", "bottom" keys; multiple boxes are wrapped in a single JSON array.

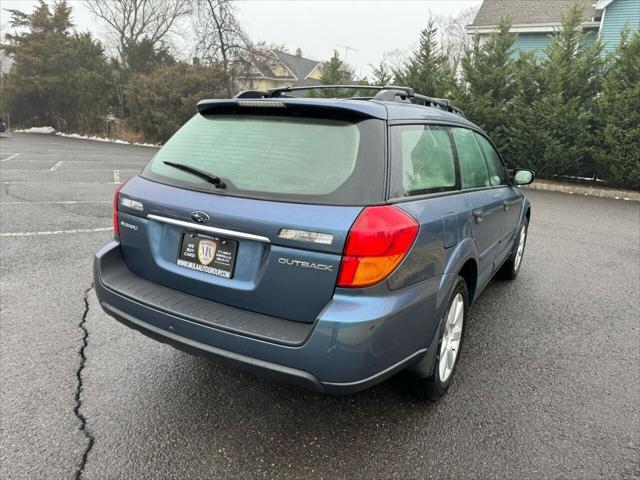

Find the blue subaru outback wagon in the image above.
[{"left": 94, "top": 85, "right": 534, "bottom": 397}]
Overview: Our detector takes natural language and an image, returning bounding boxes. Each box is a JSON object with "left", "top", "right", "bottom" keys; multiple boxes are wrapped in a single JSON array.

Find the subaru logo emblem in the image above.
[{"left": 191, "top": 211, "right": 210, "bottom": 224}]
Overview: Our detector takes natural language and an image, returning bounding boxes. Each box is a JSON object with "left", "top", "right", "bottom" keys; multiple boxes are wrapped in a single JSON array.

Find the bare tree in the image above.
[
  {"left": 383, "top": 48, "right": 410, "bottom": 77},
  {"left": 85, "top": 0, "right": 191, "bottom": 64},
  {"left": 191, "top": 0, "right": 253, "bottom": 96},
  {"left": 433, "top": 7, "right": 479, "bottom": 76}
]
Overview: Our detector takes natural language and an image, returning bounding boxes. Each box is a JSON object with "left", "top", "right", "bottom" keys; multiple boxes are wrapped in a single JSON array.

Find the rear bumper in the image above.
[{"left": 94, "top": 241, "right": 454, "bottom": 393}]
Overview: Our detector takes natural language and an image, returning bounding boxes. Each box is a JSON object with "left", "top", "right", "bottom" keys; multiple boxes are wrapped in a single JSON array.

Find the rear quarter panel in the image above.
[{"left": 389, "top": 194, "right": 477, "bottom": 290}]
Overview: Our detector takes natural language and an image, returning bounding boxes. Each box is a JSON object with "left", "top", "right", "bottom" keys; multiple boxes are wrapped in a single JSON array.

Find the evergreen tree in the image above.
[
  {"left": 393, "top": 19, "right": 456, "bottom": 98},
  {"left": 542, "top": 8, "right": 604, "bottom": 102},
  {"left": 127, "top": 63, "right": 226, "bottom": 143},
  {"left": 457, "top": 18, "right": 517, "bottom": 152},
  {"left": 369, "top": 60, "right": 393, "bottom": 86},
  {"left": 108, "top": 37, "right": 177, "bottom": 118},
  {"left": 507, "top": 5, "right": 604, "bottom": 178},
  {"left": 595, "top": 30, "right": 640, "bottom": 187},
  {"left": 1, "top": 0, "right": 112, "bottom": 131},
  {"left": 501, "top": 51, "right": 543, "bottom": 166},
  {"left": 63, "top": 32, "right": 113, "bottom": 132},
  {"left": 123, "top": 38, "right": 176, "bottom": 75},
  {"left": 312, "top": 50, "right": 355, "bottom": 98},
  {"left": 320, "top": 49, "right": 349, "bottom": 85}
]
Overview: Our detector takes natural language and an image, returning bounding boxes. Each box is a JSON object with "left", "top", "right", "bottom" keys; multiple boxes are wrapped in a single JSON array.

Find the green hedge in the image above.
[
  {"left": 452, "top": 9, "right": 639, "bottom": 189},
  {"left": 126, "top": 63, "right": 226, "bottom": 144}
]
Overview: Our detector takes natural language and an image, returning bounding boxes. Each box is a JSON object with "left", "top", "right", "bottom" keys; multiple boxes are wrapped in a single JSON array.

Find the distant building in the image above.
[
  {"left": 466, "top": 0, "right": 640, "bottom": 58},
  {"left": 595, "top": 0, "right": 640, "bottom": 52},
  {"left": 236, "top": 49, "right": 323, "bottom": 92}
]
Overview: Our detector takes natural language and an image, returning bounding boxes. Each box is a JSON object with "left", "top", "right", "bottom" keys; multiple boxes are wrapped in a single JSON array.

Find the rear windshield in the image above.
[{"left": 142, "top": 114, "right": 385, "bottom": 205}]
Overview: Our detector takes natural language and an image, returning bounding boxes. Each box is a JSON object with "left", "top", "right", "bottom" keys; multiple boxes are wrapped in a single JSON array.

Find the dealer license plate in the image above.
[{"left": 176, "top": 232, "right": 237, "bottom": 279}]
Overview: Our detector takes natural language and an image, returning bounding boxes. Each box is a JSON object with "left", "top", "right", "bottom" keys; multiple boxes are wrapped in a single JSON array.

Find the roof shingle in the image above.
[
  {"left": 272, "top": 50, "right": 321, "bottom": 80},
  {"left": 469, "top": 0, "right": 594, "bottom": 27}
]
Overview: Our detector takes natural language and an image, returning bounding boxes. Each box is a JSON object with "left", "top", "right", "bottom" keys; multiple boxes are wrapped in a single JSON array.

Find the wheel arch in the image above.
[
  {"left": 523, "top": 197, "right": 531, "bottom": 224},
  {"left": 458, "top": 259, "right": 478, "bottom": 304},
  {"left": 442, "top": 237, "right": 479, "bottom": 304}
]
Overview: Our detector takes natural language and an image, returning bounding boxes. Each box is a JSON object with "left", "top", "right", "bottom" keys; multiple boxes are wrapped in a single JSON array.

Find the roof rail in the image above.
[
  {"left": 234, "top": 84, "right": 464, "bottom": 117},
  {"left": 407, "top": 93, "right": 465, "bottom": 117},
  {"left": 373, "top": 88, "right": 413, "bottom": 103},
  {"left": 267, "top": 84, "right": 392, "bottom": 97}
]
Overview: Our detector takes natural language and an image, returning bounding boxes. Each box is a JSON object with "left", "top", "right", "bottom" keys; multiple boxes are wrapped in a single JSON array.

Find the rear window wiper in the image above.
[{"left": 162, "top": 161, "right": 226, "bottom": 189}]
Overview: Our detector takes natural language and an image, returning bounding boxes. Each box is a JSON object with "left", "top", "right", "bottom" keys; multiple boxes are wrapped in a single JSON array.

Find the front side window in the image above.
[
  {"left": 142, "top": 114, "right": 385, "bottom": 205},
  {"left": 390, "top": 125, "right": 457, "bottom": 197},
  {"left": 474, "top": 133, "right": 508, "bottom": 186},
  {"left": 452, "top": 128, "right": 491, "bottom": 189}
]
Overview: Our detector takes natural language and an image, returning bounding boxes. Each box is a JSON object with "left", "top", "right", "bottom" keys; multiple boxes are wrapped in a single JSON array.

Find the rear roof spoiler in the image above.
[{"left": 196, "top": 98, "right": 387, "bottom": 120}]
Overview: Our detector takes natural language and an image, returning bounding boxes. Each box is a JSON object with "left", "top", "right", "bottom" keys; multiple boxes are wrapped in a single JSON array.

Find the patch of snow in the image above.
[
  {"left": 14, "top": 126, "right": 159, "bottom": 147},
  {"left": 15, "top": 126, "right": 56, "bottom": 134},
  {"left": 56, "top": 132, "right": 159, "bottom": 148}
]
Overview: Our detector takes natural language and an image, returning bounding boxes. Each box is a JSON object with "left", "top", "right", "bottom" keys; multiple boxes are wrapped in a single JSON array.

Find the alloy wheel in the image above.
[
  {"left": 439, "top": 293, "right": 464, "bottom": 383},
  {"left": 514, "top": 225, "right": 527, "bottom": 271}
]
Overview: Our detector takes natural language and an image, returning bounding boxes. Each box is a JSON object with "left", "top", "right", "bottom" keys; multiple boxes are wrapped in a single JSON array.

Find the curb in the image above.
[{"left": 523, "top": 181, "right": 640, "bottom": 202}]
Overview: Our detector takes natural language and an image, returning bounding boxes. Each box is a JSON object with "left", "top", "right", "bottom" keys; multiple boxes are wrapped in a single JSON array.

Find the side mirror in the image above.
[{"left": 513, "top": 169, "right": 534, "bottom": 186}]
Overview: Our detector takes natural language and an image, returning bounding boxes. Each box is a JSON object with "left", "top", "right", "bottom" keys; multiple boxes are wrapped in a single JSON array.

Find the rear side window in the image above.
[
  {"left": 452, "top": 128, "right": 490, "bottom": 189},
  {"left": 474, "top": 133, "right": 508, "bottom": 186},
  {"left": 142, "top": 114, "right": 385, "bottom": 205},
  {"left": 390, "top": 125, "right": 458, "bottom": 197}
]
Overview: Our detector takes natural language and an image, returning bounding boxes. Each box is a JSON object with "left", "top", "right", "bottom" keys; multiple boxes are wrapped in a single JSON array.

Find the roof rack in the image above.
[
  {"left": 234, "top": 85, "right": 464, "bottom": 117},
  {"left": 410, "top": 94, "right": 465, "bottom": 117}
]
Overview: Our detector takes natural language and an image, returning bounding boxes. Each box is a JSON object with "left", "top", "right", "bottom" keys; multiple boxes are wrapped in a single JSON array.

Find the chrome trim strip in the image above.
[{"left": 147, "top": 214, "right": 270, "bottom": 243}]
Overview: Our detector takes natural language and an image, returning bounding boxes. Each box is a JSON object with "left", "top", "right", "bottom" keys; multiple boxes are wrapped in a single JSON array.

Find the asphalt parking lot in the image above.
[{"left": 1, "top": 132, "right": 639, "bottom": 480}]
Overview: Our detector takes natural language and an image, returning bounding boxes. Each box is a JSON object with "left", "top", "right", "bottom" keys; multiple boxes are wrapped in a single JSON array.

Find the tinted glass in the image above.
[
  {"left": 475, "top": 133, "right": 507, "bottom": 186},
  {"left": 142, "top": 114, "right": 385, "bottom": 205},
  {"left": 452, "top": 128, "right": 490, "bottom": 189},
  {"left": 390, "top": 125, "right": 457, "bottom": 197}
]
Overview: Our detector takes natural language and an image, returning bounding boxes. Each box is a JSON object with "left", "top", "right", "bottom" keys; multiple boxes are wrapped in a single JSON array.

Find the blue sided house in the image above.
[{"left": 466, "top": 0, "right": 640, "bottom": 58}]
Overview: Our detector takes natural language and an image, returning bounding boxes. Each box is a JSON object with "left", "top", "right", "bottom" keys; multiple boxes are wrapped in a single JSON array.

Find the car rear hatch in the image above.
[{"left": 115, "top": 99, "right": 387, "bottom": 323}]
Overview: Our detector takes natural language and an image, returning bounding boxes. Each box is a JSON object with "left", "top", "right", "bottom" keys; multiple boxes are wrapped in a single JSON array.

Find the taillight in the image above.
[
  {"left": 337, "top": 205, "right": 419, "bottom": 288},
  {"left": 112, "top": 179, "right": 129, "bottom": 237}
]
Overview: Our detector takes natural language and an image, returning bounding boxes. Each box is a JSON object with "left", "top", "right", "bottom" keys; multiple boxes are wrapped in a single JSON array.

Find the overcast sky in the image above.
[{"left": 1, "top": 0, "right": 481, "bottom": 77}]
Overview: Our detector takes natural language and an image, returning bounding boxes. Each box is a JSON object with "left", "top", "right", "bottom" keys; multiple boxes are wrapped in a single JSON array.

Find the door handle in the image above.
[
  {"left": 503, "top": 199, "right": 521, "bottom": 210},
  {"left": 473, "top": 209, "right": 486, "bottom": 223}
]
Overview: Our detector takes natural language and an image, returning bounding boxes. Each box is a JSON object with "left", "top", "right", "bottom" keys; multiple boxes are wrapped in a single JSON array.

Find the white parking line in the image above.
[
  {"left": 0, "top": 156, "right": 140, "bottom": 160},
  {"left": 1, "top": 181, "right": 116, "bottom": 184},
  {"left": 0, "top": 227, "right": 112, "bottom": 237},
  {"left": 0, "top": 153, "right": 19, "bottom": 162},
  {"left": 0, "top": 200, "right": 111, "bottom": 205},
  {"left": 50, "top": 160, "right": 64, "bottom": 171},
  {"left": 113, "top": 170, "right": 120, "bottom": 184},
  {"left": 0, "top": 169, "right": 141, "bottom": 172}
]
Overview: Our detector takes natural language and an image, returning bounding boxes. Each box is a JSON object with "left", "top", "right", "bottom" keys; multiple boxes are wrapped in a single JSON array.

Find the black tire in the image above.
[
  {"left": 498, "top": 217, "right": 529, "bottom": 281},
  {"left": 404, "top": 276, "right": 468, "bottom": 400}
]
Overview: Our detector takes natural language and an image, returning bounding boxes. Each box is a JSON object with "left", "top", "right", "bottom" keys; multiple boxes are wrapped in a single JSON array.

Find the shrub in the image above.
[
  {"left": 126, "top": 63, "right": 226, "bottom": 144},
  {"left": 595, "top": 30, "right": 640, "bottom": 188}
]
